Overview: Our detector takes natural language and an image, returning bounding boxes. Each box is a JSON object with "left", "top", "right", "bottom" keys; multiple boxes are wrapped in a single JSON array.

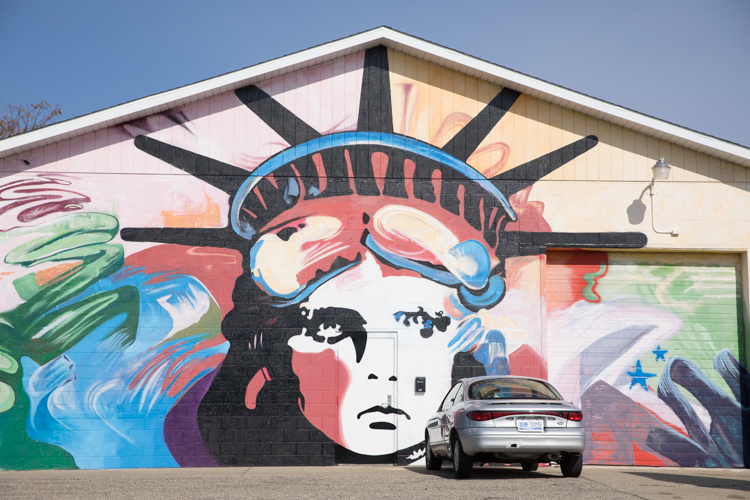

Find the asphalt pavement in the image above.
[{"left": 2, "top": 464, "right": 749, "bottom": 499}]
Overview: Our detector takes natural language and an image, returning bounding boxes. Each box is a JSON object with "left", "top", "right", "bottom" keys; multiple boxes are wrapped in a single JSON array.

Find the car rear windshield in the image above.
[{"left": 467, "top": 378, "right": 563, "bottom": 400}]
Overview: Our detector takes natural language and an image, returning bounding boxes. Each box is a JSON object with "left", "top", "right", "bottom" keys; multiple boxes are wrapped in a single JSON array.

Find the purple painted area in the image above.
[{"left": 163, "top": 367, "right": 220, "bottom": 467}]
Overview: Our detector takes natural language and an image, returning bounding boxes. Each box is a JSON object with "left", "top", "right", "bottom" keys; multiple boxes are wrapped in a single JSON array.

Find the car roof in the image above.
[{"left": 459, "top": 375, "right": 554, "bottom": 386}]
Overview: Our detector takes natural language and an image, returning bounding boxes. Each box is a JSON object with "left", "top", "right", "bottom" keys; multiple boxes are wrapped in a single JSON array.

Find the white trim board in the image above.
[{"left": 2, "top": 26, "right": 749, "bottom": 167}]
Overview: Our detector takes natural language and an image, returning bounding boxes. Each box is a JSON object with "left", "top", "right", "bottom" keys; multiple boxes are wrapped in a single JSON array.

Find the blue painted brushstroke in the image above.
[
  {"left": 231, "top": 132, "right": 518, "bottom": 239},
  {"left": 21, "top": 271, "right": 228, "bottom": 469}
]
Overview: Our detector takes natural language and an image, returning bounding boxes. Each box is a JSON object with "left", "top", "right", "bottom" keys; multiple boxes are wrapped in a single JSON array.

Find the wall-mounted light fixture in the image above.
[{"left": 648, "top": 157, "right": 678, "bottom": 237}]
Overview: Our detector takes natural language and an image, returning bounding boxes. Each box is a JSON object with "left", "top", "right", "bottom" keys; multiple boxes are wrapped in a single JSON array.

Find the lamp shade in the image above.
[{"left": 652, "top": 157, "right": 671, "bottom": 180}]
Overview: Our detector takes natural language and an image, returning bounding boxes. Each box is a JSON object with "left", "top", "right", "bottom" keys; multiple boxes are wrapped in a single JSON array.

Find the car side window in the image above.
[
  {"left": 440, "top": 383, "right": 462, "bottom": 412},
  {"left": 454, "top": 386, "right": 464, "bottom": 404}
]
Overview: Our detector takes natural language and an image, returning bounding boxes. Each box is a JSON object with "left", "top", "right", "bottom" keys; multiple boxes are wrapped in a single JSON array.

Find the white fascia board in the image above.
[{"left": 2, "top": 26, "right": 749, "bottom": 167}]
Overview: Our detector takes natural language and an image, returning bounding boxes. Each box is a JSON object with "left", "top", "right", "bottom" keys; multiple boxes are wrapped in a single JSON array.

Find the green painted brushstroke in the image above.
[
  {"left": 582, "top": 263, "right": 607, "bottom": 302},
  {"left": 0, "top": 213, "right": 139, "bottom": 470},
  {"left": 0, "top": 351, "right": 18, "bottom": 375},
  {"left": 599, "top": 253, "right": 743, "bottom": 399},
  {"left": 0, "top": 381, "right": 14, "bottom": 413}
]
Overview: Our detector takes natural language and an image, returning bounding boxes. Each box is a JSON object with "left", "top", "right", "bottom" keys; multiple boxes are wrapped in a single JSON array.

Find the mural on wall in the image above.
[
  {"left": 547, "top": 251, "right": 746, "bottom": 467},
  {"left": 0, "top": 45, "right": 745, "bottom": 470}
]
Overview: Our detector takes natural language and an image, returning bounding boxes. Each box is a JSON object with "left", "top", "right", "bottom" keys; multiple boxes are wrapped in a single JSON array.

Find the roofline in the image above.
[{"left": 2, "top": 26, "right": 749, "bottom": 167}]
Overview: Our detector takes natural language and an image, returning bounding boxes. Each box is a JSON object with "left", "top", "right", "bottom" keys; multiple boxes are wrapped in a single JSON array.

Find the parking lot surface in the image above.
[{"left": 2, "top": 464, "right": 750, "bottom": 499}]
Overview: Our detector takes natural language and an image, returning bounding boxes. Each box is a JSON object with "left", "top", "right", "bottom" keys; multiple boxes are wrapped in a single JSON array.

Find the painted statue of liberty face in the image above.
[
  {"left": 248, "top": 199, "right": 512, "bottom": 457},
  {"left": 288, "top": 254, "right": 485, "bottom": 456}
]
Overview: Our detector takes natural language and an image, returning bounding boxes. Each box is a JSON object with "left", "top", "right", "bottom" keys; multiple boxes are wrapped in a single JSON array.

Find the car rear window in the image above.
[{"left": 467, "top": 378, "right": 562, "bottom": 400}]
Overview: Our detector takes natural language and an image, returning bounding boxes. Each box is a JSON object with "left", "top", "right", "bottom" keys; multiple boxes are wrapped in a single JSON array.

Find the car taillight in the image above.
[
  {"left": 467, "top": 410, "right": 583, "bottom": 421},
  {"left": 567, "top": 411, "right": 583, "bottom": 422},
  {"left": 467, "top": 411, "right": 495, "bottom": 421}
]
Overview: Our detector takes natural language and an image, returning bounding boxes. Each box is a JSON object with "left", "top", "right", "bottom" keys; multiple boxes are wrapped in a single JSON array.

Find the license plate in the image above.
[{"left": 517, "top": 419, "right": 544, "bottom": 432}]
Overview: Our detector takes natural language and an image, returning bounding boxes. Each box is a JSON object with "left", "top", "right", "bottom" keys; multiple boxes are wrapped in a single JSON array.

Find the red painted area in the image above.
[
  {"left": 582, "top": 381, "right": 681, "bottom": 466},
  {"left": 637, "top": 402, "right": 689, "bottom": 438},
  {"left": 124, "top": 245, "right": 243, "bottom": 319},
  {"left": 632, "top": 442, "right": 667, "bottom": 466},
  {"left": 261, "top": 189, "right": 501, "bottom": 288},
  {"left": 504, "top": 186, "right": 551, "bottom": 233},
  {"left": 545, "top": 250, "right": 609, "bottom": 311},
  {"left": 311, "top": 153, "right": 328, "bottom": 193},
  {"left": 509, "top": 344, "right": 548, "bottom": 379},
  {"left": 371, "top": 152, "right": 388, "bottom": 194},
  {"left": 291, "top": 348, "right": 350, "bottom": 448},
  {"left": 586, "top": 428, "right": 622, "bottom": 464},
  {"left": 128, "top": 335, "right": 227, "bottom": 397}
]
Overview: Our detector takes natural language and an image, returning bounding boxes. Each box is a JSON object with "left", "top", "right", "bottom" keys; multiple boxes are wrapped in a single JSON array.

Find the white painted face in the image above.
[{"left": 288, "top": 253, "right": 460, "bottom": 456}]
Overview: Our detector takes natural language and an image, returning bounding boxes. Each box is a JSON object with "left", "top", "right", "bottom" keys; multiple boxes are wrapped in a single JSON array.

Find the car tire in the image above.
[
  {"left": 522, "top": 462, "right": 539, "bottom": 472},
  {"left": 560, "top": 454, "right": 583, "bottom": 477},
  {"left": 451, "top": 436, "right": 472, "bottom": 479},
  {"left": 425, "top": 434, "right": 442, "bottom": 470}
]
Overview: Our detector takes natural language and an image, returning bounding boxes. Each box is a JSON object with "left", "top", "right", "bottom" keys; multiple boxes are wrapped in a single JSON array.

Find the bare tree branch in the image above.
[{"left": 0, "top": 100, "right": 63, "bottom": 139}]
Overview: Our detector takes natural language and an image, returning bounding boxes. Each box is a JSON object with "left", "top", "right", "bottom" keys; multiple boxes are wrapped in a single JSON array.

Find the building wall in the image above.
[{"left": 0, "top": 46, "right": 746, "bottom": 470}]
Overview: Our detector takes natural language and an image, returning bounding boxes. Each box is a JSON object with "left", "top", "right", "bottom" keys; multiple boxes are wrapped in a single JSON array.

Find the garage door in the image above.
[{"left": 546, "top": 250, "right": 746, "bottom": 468}]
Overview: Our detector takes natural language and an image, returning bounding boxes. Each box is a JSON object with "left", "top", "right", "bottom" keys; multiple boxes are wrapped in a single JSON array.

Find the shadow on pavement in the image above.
[
  {"left": 624, "top": 471, "right": 750, "bottom": 493},
  {"left": 406, "top": 465, "right": 568, "bottom": 480}
]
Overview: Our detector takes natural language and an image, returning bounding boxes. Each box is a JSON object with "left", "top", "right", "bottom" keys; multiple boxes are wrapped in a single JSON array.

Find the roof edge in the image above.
[{"left": 2, "top": 26, "right": 749, "bottom": 167}]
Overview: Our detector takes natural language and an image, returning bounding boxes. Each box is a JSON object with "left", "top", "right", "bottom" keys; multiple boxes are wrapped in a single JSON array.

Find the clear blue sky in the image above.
[{"left": 2, "top": 0, "right": 748, "bottom": 147}]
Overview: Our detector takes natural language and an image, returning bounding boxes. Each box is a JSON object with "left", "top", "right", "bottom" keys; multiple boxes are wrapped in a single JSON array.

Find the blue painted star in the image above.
[
  {"left": 653, "top": 346, "right": 667, "bottom": 362},
  {"left": 627, "top": 360, "right": 656, "bottom": 390}
]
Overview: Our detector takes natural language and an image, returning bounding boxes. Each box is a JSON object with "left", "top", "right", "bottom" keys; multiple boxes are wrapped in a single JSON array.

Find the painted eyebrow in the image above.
[{"left": 302, "top": 306, "right": 368, "bottom": 363}]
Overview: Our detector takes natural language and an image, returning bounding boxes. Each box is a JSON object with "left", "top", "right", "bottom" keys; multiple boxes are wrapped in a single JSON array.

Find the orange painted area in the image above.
[
  {"left": 161, "top": 191, "right": 222, "bottom": 228},
  {"left": 291, "top": 348, "right": 350, "bottom": 448},
  {"left": 34, "top": 261, "right": 82, "bottom": 286},
  {"left": 504, "top": 255, "right": 543, "bottom": 299}
]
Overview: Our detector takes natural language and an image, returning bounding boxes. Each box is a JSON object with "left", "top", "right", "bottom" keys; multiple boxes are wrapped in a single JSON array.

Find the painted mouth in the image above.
[
  {"left": 369, "top": 422, "right": 396, "bottom": 430},
  {"left": 357, "top": 405, "right": 411, "bottom": 420}
]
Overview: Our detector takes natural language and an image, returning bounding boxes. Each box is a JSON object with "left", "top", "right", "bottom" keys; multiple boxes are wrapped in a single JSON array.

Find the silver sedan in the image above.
[{"left": 424, "top": 375, "right": 585, "bottom": 479}]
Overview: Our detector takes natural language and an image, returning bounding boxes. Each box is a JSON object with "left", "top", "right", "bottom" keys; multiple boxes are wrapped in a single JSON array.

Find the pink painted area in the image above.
[
  {"left": 106, "top": 126, "right": 122, "bottom": 174},
  {"left": 69, "top": 135, "right": 83, "bottom": 172},
  {"left": 43, "top": 143, "right": 57, "bottom": 172},
  {"left": 220, "top": 91, "right": 236, "bottom": 166},
  {"left": 56, "top": 139, "right": 70, "bottom": 173},
  {"left": 245, "top": 369, "right": 267, "bottom": 410},
  {"left": 306, "top": 64, "right": 322, "bottom": 134},
  {"left": 258, "top": 52, "right": 364, "bottom": 135},
  {"left": 27, "top": 146, "right": 44, "bottom": 171},
  {"left": 292, "top": 348, "right": 350, "bottom": 447},
  {"left": 95, "top": 129, "right": 109, "bottom": 173},
  {"left": 155, "top": 115, "right": 173, "bottom": 175},
  {"left": 319, "top": 60, "right": 334, "bottom": 133},
  {"left": 208, "top": 94, "right": 223, "bottom": 164},
  {"left": 0, "top": 175, "right": 91, "bottom": 227}
]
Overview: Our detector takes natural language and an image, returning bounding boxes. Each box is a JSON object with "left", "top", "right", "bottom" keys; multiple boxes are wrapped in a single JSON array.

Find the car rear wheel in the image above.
[
  {"left": 451, "top": 436, "right": 472, "bottom": 479},
  {"left": 560, "top": 454, "right": 582, "bottom": 477},
  {"left": 425, "top": 434, "right": 442, "bottom": 470},
  {"left": 522, "top": 462, "right": 538, "bottom": 472}
]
